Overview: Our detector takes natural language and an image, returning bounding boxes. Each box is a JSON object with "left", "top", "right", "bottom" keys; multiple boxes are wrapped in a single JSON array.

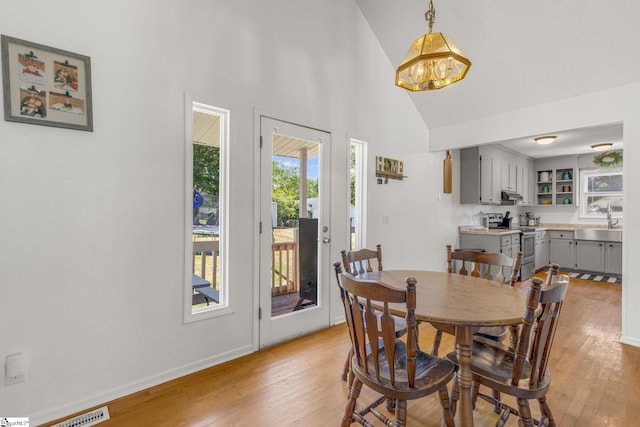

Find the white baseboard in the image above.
[
  {"left": 619, "top": 335, "right": 640, "bottom": 348},
  {"left": 31, "top": 344, "right": 253, "bottom": 426}
]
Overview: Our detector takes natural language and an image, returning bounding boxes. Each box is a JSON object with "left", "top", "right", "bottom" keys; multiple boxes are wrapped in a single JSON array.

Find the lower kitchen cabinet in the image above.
[
  {"left": 605, "top": 242, "right": 622, "bottom": 275},
  {"left": 575, "top": 240, "right": 605, "bottom": 272},
  {"left": 549, "top": 231, "right": 575, "bottom": 270},
  {"left": 535, "top": 230, "right": 549, "bottom": 270}
]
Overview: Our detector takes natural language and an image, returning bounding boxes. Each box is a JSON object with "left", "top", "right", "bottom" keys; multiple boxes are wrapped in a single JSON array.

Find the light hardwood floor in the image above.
[{"left": 43, "top": 275, "right": 640, "bottom": 426}]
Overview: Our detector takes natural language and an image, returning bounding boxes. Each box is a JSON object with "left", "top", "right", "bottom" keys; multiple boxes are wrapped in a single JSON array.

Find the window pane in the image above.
[
  {"left": 350, "top": 139, "right": 366, "bottom": 250},
  {"left": 584, "top": 195, "right": 623, "bottom": 215},
  {"left": 581, "top": 169, "right": 623, "bottom": 218},
  {"left": 190, "top": 104, "right": 226, "bottom": 315},
  {"left": 587, "top": 174, "right": 623, "bottom": 192}
]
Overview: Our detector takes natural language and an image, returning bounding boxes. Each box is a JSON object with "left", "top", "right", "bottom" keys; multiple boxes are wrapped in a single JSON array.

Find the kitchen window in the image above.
[{"left": 580, "top": 169, "right": 623, "bottom": 219}]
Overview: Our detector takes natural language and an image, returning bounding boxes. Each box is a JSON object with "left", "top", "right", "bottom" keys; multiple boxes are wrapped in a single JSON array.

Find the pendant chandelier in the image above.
[{"left": 396, "top": 0, "right": 471, "bottom": 91}]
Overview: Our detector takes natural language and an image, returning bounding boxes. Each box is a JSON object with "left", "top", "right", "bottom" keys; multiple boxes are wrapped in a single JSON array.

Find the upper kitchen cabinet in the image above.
[
  {"left": 460, "top": 146, "right": 497, "bottom": 204},
  {"left": 535, "top": 156, "right": 578, "bottom": 206},
  {"left": 460, "top": 146, "right": 534, "bottom": 205}
]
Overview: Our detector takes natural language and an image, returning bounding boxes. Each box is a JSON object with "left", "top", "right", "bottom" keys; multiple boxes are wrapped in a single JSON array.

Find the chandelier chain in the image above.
[{"left": 425, "top": 0, "right": 436, "bottom": 33}]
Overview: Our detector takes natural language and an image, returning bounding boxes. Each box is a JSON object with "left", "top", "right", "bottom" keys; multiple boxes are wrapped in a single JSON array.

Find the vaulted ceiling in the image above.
[{"left": 356, "top": 0, "right": 639, "bottom": 155}]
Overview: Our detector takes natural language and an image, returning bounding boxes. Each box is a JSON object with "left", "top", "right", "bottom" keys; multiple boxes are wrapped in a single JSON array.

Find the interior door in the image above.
[{"left": 259, "top": 116, "right": 331, "bottom": 348}]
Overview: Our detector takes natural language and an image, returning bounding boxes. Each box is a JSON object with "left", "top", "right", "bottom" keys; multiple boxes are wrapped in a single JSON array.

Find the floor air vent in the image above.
[{"left": 50, "top": 406, "right": 110, "bottom": 427}]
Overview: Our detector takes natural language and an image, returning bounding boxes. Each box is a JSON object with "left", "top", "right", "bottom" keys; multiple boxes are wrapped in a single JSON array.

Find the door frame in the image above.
[{"left": 253, "top": 108, "right": 333, "bottom": 350}]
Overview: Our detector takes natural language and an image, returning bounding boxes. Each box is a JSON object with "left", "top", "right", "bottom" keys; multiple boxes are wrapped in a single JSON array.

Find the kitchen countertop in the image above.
[
  {"left": 458, "top": 227, "right": 521, "bottom": 236},
  {"left": 537, "top": 223, "right": 623, "bottom": 231},
  {"left": 459, "top": 223, "right": 623, "bottom": 236}
]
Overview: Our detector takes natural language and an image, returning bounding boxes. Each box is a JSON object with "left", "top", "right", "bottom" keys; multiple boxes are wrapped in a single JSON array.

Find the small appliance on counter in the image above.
[
  {"left": 524, "top": 212, "right": 540, "bottom": 226},
  {"left": 485, "top": 212, "right": 513, "bottom": 229}
]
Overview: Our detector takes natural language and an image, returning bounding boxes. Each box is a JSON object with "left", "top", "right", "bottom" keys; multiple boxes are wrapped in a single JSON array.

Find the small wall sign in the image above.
[{"left": 375, "top": 156, "right": 406, "bottom": 180}]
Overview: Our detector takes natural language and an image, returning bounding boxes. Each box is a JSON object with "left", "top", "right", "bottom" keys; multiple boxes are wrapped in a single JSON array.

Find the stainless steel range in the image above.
[{"left": 519, "top": 228, "right": 536, "bottom": 280}]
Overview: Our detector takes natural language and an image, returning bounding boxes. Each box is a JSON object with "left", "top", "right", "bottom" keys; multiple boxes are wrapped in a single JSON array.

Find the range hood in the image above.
[{"left": 501, "top": 190, "right": 523, "bottom": 205}]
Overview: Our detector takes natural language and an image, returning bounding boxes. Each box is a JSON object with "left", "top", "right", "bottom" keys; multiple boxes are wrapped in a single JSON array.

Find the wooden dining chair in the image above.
[
  {"left": 337, "top": 272, "right": 456, "bottom": 427},
  {"left": 430, "top": 245, "right": 523, "bottom": 356},
  {"left": 341, "top": 245, "right": 383, "bottom": 275},
  {"left": 338, "top": 246, "right": 408, "bottom": 381},
  {"left": 544, "top": 263, "right": 560, "bottom": 286},
  {"left": 446, "top": 275, "right": 570, "bottom": 427},
  {"left": 334, "top": 261, "right": 407, "bottom": 384}
]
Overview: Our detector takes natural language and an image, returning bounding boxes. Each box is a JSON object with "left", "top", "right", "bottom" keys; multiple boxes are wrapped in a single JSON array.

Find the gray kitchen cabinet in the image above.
[
  {"left": 549, "top": 230, "right": 575, "bottom": 270},
  {"left": 501, "top": 160, "right": 517, "bottom": 192},
  {"left": 535, "top": 230, "right": 549, "bottom": 270},
  {"left": 517, "top": 166, "right": 531, "bottom": 206},
  {"left": 501, "top": 235, "right": 513, "bottom": 258},
  {"left": 460, "top": 233, "right": 501, "bottom": 253},
  {"left": 604, "top": 242, "right": 622, "bottom": 275},
  {"left": 461, "top": 147, "right": 500, "bottom": 205},
  {"left": 510, "top": 233, "right": 521, "bottom": 260},
  {"left": 461, "top": 146, "right": 528, "bottom": 205},
  {"left": 575, "top": 240, "right": 605, "bottom": 272},
  {"left": 482, "top": 155, "right": 502, "bottom": 204},
  {"left": 490, "top": 158, "right": 502, "bottom": 204}
]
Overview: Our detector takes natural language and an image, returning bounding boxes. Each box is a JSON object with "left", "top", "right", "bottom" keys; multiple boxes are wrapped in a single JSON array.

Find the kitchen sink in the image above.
[{"left": 574, "top": 228, "right": 623, "bottom": 242}]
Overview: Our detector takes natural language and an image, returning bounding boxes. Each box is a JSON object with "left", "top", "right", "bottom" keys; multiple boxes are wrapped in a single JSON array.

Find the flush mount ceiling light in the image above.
[
  {"left": 591, "top": 143, "right": 613, "bottom": 151},
  {"left": 534, "top": 136, "right": 557, "bottom": 145},
  {"left": 395, "top": 0, "right": 471, "bottom": 91}
]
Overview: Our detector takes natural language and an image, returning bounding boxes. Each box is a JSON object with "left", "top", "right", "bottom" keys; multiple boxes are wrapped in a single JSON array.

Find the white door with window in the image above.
[{"left": 259, "top": 116, "right": 332, "bottom": 347}]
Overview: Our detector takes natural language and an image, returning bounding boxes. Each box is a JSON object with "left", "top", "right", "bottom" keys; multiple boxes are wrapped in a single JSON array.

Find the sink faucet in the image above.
[{"left": 607, "top": 203, "right": 619, "bottom": 229}]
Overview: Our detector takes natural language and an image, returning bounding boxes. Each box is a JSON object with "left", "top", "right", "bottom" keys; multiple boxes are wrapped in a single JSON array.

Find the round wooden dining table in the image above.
[{"left": 356, "top": 270, "right": 527, "bottom": 427}]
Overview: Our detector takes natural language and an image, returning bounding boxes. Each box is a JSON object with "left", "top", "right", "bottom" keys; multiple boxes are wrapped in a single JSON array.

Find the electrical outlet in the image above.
[{"left": 5, "top": 353, "right": 26, "bottom": 385}]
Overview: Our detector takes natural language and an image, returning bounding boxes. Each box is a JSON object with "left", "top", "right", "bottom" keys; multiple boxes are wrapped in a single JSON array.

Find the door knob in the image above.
[{"left": 323, "top": 237, "right": 331, "bottom": 243}]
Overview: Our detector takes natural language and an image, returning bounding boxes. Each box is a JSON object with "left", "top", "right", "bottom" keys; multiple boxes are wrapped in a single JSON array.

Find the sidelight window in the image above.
[
  {"left": 350, "top": 139, "right": 367, "bottom": 250},
  {"left": 184, "top": 95, "right": 231, "bottom": 322}
]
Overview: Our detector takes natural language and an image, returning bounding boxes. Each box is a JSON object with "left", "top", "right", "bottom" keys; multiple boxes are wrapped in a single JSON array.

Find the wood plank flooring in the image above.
[{"left": 42, "top": 274, "right": 640, "bottom": 426}]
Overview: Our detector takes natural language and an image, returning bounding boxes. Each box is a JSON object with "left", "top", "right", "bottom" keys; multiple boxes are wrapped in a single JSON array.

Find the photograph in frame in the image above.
[{"left": 1, "top": 34, "right": 93, "bottom": 131}]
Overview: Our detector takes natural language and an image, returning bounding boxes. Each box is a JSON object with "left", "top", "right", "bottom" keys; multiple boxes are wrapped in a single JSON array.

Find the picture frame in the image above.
[{"left": 1, "top": 34, "right": 93, "bottom": 131}]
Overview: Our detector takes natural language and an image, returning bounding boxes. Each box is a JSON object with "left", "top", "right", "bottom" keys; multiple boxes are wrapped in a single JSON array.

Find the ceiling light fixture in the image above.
[
  {"left": 591, "top": 143, "right": 613, "bottom": 151},
  {"left": 395, "top": 0, "right": 471, "bottom": 91},
  {"left": 534, "top": 136, "right": 557, "bottom": 145}
]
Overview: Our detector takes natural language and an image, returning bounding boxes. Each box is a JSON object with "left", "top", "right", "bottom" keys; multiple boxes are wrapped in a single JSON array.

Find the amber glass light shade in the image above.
[{"left": 396, "top": 32, "right": 471, "bottom": 91}]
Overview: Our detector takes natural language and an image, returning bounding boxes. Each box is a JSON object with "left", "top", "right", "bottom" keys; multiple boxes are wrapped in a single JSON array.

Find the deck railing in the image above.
[
  {"left": 193, "top": 240, "right": 220, "bottom": 288},
  {"left": 271, "top": 241, "right": 298, "bottom": 295},
  {"left": 192, "top": 237, "right": 300, "bottom": 297}
]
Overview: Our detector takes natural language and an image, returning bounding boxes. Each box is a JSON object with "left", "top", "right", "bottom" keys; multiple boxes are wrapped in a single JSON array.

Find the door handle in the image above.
[{"left": 322, "top": 237, "right": 331, "bottom": 243}]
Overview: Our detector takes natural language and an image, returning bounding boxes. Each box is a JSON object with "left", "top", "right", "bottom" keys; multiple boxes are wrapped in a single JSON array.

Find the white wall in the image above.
[
  {"left": 430, "top": 83, "right": 640, "bottom": 348},
  {"left": 3, "top": 1, "right": 636, "bottom": 423},
  {"left": 0, "top": 0, "right": 462, "bottom": 423}
]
